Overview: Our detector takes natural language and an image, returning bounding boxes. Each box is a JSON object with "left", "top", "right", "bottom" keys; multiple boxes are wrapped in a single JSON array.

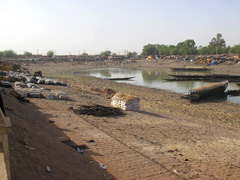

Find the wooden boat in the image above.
[
  {"left": 106, "top": 77, "right": 135, "bottom": 81},
  {"left": 183, "top": 80, "right": 228, "bottom": 100},
  {"left": 171, "top": 66, "right": 209, "bottom": 71},
  {"left": 167, "top": 74, "right": 240, "bottom": 82}
]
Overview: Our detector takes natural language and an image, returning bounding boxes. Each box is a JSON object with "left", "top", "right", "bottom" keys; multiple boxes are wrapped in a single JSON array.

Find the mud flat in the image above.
[{"left": 13, "top": 61, "right": 240, "bottom": 179}]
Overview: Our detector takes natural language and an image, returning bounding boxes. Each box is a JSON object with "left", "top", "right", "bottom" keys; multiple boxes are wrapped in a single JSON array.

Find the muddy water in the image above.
[{"left": 74, "top": 67, "right": 240, "bottom": 104}]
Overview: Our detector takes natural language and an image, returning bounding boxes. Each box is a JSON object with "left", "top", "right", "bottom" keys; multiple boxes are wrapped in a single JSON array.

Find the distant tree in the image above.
[
  {"left": 112, "top": 53, "right": 117, "bottom": 56},
  {"left": 141, "top": 44, "right": 158, "bottom": 56},
  {"left": 141, "top": 35, "right": 239, "bottom": 56},
  {"left": 3, "top": 50, "right": 17, "bottom": 58},
  {"left": 229, "top": 44, "right": 240, "bottom": 54},
  {"left": 176, "top": 40, "right": 198, "bottom": 55},
  {"left": 100, "top": 50, "right": 111, "bottom": 56},
  {"left": 158, "top": 45, "right": 169, "bottom": 55},
  {"left": 224, "top": 46, "right": 231, "bottom": 54},
  {"left": 24, "top": 51, "right": 32, "bottom": 56},
  {"left": 236, "top": 45, "right": 240, "bottom": 54},
  {"left": 81, "top": 52, "right": 88, "bottom": 56},
  {"left": 128, "top": 52, "right": 137, "bottom": 56},
  {"left": 209, "top": 33, "right": 226, "bottom": 54},
  {"left": 170, "top": 48, "right": 179, "bottom": 55},
  {"left": 47, "top": 50, "right": 54, "bottom": 57},
  {"left": 199, "top": 47, "right": 210, "bottom": 55},
  {"left": 0, "top": 51, "right": 3, "bottom": 57},
  {"left": 209, "top": 33, "right": 226, "bottom": 47}
]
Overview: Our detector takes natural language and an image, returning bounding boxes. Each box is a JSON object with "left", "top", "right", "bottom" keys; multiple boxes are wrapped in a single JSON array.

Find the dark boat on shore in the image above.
[
  {"left": 171, "top": 66, "right": 209, "bottom": 71},
  {"left": 182, "top": 80, "right": 229, "bottom": 100},
  {"left": 105, "top": 77, "right": 135, "bottom": 81},
  {"left": 167, "top": 74, "right": 240, "bottom": 82}
]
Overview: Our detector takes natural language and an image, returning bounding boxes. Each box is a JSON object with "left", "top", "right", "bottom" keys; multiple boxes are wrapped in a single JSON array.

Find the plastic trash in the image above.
[
  {"left": 173, "top": 169, "right": 178, "bottom": 173},
  {"left": 25, "top": 145, "right": 35, "bottom": 150},
  {"left": 46, "top": 166, "right": 51, "bottom": 172},
  {"left": 76, "top": 148, "right": 84, "bottom": 153},
  {"left": 99, "top": 163, "right": 106, "bottom": 170}
]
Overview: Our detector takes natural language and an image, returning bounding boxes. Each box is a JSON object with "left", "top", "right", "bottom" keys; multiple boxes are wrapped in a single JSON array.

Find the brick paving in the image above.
[{"left": 75, "top": 116, "right": 182, "bottom": 180}]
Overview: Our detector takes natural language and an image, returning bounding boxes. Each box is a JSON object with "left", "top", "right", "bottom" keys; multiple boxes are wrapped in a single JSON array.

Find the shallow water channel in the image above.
[{"left": 74, "top": 67, "right": 240, "bottom": 104}]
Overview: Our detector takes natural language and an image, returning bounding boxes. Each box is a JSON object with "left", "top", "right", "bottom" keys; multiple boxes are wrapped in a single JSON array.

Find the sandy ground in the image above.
[
  {"left": 3, "top": 88, "right": 115, "bottom": 180},
  {"left": 7, "top": 60, "right": 240, "bottom": 179}
]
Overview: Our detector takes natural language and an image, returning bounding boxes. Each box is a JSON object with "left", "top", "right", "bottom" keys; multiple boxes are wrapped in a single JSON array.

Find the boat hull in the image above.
[
  {"left": 106, "top": 77, "right": 135, "bottom": 81},
  {"left": 171, "top": 66, "right": 209, "bottom": 71},
  {"left": 184, "top": 80, "right": 228, "bottom": 100}
]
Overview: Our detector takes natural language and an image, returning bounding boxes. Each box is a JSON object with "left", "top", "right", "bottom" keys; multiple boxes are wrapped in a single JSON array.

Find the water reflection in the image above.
[
  {"left": 74, "top": 67, "right": 240, "bottom": 104},
  {"left": 175, "top": 81, "right": 210, "bottom": 90},
  {"left": 100, "top": 70, "right": 111, "bottom": 77}
]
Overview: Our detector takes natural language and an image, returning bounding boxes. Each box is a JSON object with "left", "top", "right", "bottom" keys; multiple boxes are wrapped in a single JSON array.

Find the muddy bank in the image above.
[{"left": 21, "top": 61, "right": 240, "bottom": 179}]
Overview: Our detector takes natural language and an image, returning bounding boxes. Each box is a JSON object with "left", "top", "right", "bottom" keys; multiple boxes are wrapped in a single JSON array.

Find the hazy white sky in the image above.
[{"left": 1, "top": 0, "right": 240, "bottom": 55}]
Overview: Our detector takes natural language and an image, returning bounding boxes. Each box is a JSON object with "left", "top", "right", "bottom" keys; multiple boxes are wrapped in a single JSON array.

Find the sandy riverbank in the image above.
[{"left": 8, "top": 60, "right": 240, "bottom": 179}]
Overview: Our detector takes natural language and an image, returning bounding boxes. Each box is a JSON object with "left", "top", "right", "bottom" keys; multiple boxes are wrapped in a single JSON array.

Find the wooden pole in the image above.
[{"left": 0, "top": 108, "right": 11, "bottom": 180}]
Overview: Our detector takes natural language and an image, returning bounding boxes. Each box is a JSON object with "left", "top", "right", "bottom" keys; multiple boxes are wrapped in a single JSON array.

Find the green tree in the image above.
[
  {"left": 47, "top": 50, "right": 54, "bottom": 57},
  {"left": 112, "top": 53, "right": 117, "bottom": 56},
  {"left": 224, "top": 46, "right": 231, "bottom": 54},
  {"left": 170, "top": 48, "right": 179, "bottom": 55},
  {"left": 176, "top": 40, "right": 197, "bottom": 55},
  {"left": 128, "top": 52, "right": 137, "bottom": 56},
  {"left": 230, "top": 44, "right": 240, "bottom": 54},
  {"left": 141, "top": 44, "right": 158, "bottom": 56},
  {"left": 158, "top": 45, "right": 169, "bottom": 55},
  {"left": 24, "top": 51, "right": 32, "bottom": 56},
  {"left": 3, "top": 50, "right": 17, "bottom": 58},
  {"left": 199, "top": 47, "right": 210, "bottom": 55},
  {"left": 0, "top": 51, "right": 3, "bottom": 57},
  {"left": 236, "top": 45, "right": 240, "bottom": 54},
  {"left": 100, "top": 50, "right": 111, "bottom": 56},
  {"left": 208, "top": 33, "right": 226, "bottom": 54},
  {"left": 81, "top": 52, "right": 88, "bottom": 56}
]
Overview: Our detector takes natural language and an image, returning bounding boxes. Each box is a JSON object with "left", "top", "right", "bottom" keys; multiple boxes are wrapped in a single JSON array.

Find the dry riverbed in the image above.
[{"left": 12, "top": 61, "right": 240, "bottom": 179}]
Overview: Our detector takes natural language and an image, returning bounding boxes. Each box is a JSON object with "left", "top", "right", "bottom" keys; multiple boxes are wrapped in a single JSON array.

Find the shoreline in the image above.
[
  {"left": 28, "top": 61, "right": 240, "bottom": 130},
  {"left": 10, "top": 61, "right": 240, "bottom": 179}
]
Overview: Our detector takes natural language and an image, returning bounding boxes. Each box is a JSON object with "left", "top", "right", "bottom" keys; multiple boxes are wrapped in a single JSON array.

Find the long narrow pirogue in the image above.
[
  {"left": 171, "top": 66, "right": 209, "bottom": 71},
  {"left": 105, "top": 76, "right": 135, "bottom": 81},
  {"left": 183, "top": 80, "right": 229, "bottom": 100}
]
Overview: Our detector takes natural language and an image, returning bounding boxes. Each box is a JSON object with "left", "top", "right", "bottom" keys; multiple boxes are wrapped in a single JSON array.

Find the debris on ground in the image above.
[
  {"left": 0, "top": 81, "right": 12, "bottom": 88},
  {"left": 1, "top": 71, "right": 66, "bottom": 86},
  {"left": 15, "top": 82, "right": 27, "bottom": 88},
  {"left": 72, "top": 104, "right": 125, "bottom": 117},
  {"left": 90, "top": 88, "right": 116, "bottom": 96},
  {"left": 45, "top": 166, "right": 51, "bottom": 173},
  {"left": 61, "top": 139, "right": 88, "bottom": 154},
  {"left": 28, "top": 89, "right": 41, "bottom": 98},
  {"left": 111, "top": 93, "right": 140, "bottom": 111},
  {"left": 25, "top": 145, "right": 35, "bottom": 150},
  {"left": 53, "top": 91, "right": 70, "bottom": 100},
  {"left": 41, "top": 90, "right": 56, "bottom": 100},
  {"left": 99, "top": 163, "right": 106, "bottom": 170},
  {"left": 12, "top": 83, "right": 69, "bottom": 100},
  {"left": 10, "top": 90, "right": 30, "bottom": 103}
]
